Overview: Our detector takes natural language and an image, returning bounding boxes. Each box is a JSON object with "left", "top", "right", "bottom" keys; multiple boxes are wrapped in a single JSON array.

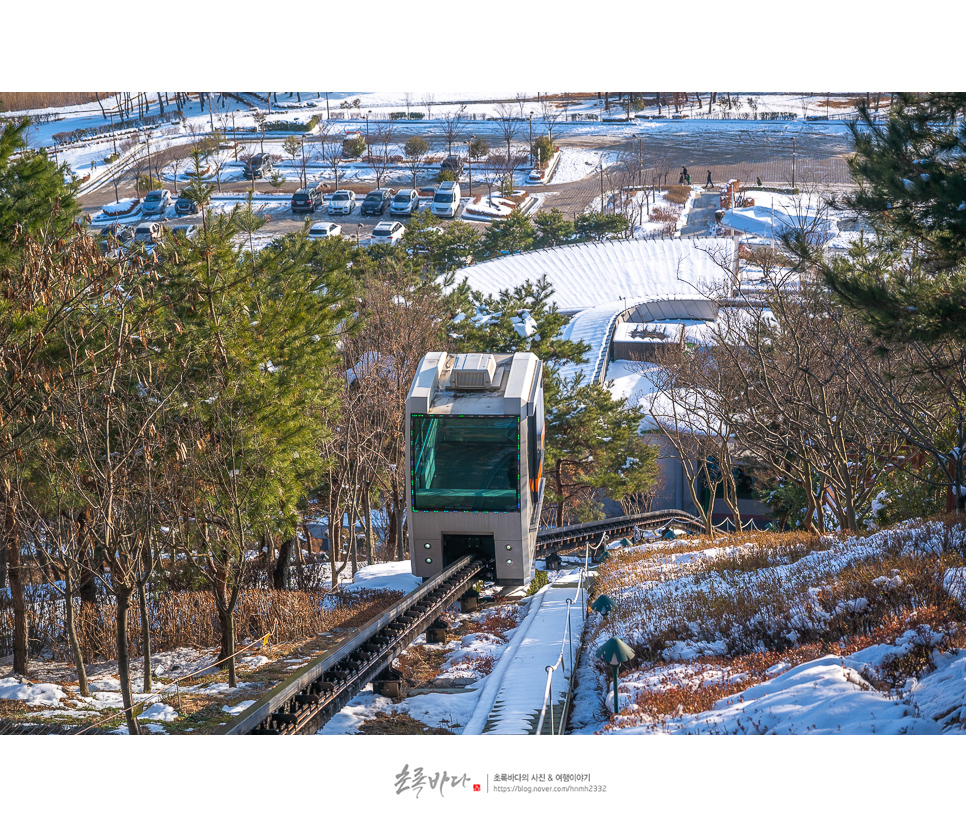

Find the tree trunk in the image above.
[
  {"left": 138, "top": 579, "right": 152, "bottom": 694},
  {"left": 214, "top": 578, "right": 237, "bottom": 688},
  {"left": 362, "top": 484, "right": 375, "bottom": 565},
  {"left": 2, "top": 481, "right": 28, "bottom": 676},
  {"left": 274, "top": 537, "right": 294, "bottom": 590},
  {"left": 64, "top": 570, "right": 89, "bottom": 698},
  {"left": 116, "top": 587, "right": 141, "bottom": 735}
]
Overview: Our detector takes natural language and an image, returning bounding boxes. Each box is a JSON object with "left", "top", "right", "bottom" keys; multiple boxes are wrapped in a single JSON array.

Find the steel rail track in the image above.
[
  {"left": 535, "top": 508, "right": 706, "bottom": 553},
  {"left": 219, "top": 556, "right": 482, "bottom": 735},
  {"left": 220, "top": 509, "right": 702, "bottom": 735}
]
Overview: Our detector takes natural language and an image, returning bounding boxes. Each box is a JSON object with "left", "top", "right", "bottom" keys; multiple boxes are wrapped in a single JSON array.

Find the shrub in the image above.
[
  {"left": 663, "top": 185, "right": 691, "bottom": 205},
  {"left": 534, "top": 135, "right": 554, "bottom": 165},
  {"left": 342, "top": 136, "right": 367, "bottom": 158},
  {"left": 526, "top": 570, "right": 550, "bottom": 596}
]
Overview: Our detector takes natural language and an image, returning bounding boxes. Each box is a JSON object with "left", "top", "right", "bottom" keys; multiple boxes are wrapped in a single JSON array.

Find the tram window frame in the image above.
[{"left": 410, "top": 414, "right": 521, "bottom": 513}]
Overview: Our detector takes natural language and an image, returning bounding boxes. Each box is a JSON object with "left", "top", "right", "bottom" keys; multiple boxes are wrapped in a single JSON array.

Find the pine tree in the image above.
[
  {"left": 803, "top": 93, "right": 966, "bottom": 341},
  {"left": 0, "top": 118, "right": 79, "bottom": 265},
  {"left": 157, "top": 206, "right": 355, "bottom": 685},
  {"left": 455, "top": 277, "right": 658, "bottom": 524},
  {"left": 476, "top": 209, "right": 535, "bottom": 260}
]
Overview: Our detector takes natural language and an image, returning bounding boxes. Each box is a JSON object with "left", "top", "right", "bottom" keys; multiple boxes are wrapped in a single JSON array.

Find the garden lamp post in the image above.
[
  {"left": 591, "top": 594, "right": 613, "bottom": 617},
  {"left": 595, "top": 637, "right": 634, "bottom": 713}
]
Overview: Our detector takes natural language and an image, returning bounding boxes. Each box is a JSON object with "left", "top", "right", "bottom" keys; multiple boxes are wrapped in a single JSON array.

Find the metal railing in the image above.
[{"left": 534, "top": 541, "right": 593, "bottom": 735}]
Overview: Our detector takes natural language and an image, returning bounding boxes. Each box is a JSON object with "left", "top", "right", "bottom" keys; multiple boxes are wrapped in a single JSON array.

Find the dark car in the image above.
[
  {"left": 361, "top": 189, "right": 393, "bottom": 216},
  {"left": 98, "top": 223, "right": 134, "bottom": 251},
  {"left": 175, "top": 195, "right": 200, "bottom": 216},
  {"left": 439, "top": 155, "right": 463, "bottom": 178},
  {"left": 243, "top": 153, "right": 273, "bottom": 179},
  {"left": 291, "top": 187, "right": 323, "bottom": 214}
]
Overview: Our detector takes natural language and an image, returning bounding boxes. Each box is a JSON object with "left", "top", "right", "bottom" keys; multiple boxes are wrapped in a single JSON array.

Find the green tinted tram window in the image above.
[{"left": 411, "top": 415, "right": 520, "bottom": 512}]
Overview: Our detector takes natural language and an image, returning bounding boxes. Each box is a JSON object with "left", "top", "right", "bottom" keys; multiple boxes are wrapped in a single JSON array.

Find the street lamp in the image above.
[
  {"left": 595, "top": 636, "right": 634, "bottom": 713},
  {"left": 528, "top": 111, "right": 534, "bottom": 168},
  {"left": 599, "top": 155, "right": 605, "bottom": 213},
  {"left": 366, "top": 110, "right": 372, "bottom": 164},
  {"left": 468, "top": 135, "right": 475, "bottom": 197}
]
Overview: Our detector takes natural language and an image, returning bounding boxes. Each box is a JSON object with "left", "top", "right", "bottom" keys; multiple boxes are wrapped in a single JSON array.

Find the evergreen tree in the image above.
[
  {"left": 0, "top": 118, "right": 80, "bottom": 265},
  {"left": 545, "top": 372, "right": 659, "bottom": 524},
  {"left": 533, "top": 208, "right": 574, "bottom": 249},
  {"left": 801, "top": 93, "right": 966, "bottom": 342},
  {"left": 157, "top": 206, "right": 355, "bottom": 685},
  {"left": 402, "top": 210, "right": 480, "bottom": 275},
  {"left": 476, "top": 209, "right": 535, "bottom": 260},
  {"left": 574, "top": 210, "right": 630, "bottom": 242},
  {"left": 455, "top": 277, "right": 658, "bottom": 524}
]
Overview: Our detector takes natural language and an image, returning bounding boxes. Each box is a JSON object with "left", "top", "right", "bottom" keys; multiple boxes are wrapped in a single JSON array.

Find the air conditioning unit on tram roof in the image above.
[{"left": 448, "top": 353, "right": 498, "bottom": 390}]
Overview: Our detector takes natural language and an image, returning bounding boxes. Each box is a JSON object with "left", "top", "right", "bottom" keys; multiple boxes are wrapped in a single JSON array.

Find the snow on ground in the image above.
[
  {"left": 454, "top": 237, "right": 736, "bottom": 314},
  {"left": 568, "top": 524, "right": 966, "bottom": 738}
]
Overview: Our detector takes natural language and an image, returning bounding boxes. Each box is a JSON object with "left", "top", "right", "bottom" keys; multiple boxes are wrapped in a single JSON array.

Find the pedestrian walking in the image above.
[
  {"left": 686, "top": 174, "right": 691, "bottom": 185},
  {"left": 706, "top": 170, "right": 714, "bottom": 188},
  {"left": 756, "top": 176, "right": 762, "bottom": 186}
]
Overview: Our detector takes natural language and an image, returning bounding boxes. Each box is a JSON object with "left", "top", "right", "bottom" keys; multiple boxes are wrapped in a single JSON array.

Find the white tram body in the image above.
[{"left": 406, "top": 352, "right": 545, "bottom": 586}]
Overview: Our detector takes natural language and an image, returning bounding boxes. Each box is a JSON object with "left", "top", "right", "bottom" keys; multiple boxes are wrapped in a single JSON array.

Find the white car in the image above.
[
  {"left": 308, "top": 222, "right": 342, "bottom": 240},
  {"left": 133, "top": 222, "right": 163, "bottom": 245},
  {"left": 389, "top": 189, "right": 420, "bottom": 216},
  {"left": 327, "top": 190, "right": 356, "bottom": 216},
  {"left": 369, "top": 220, "right": 405, "bottom": 245}
]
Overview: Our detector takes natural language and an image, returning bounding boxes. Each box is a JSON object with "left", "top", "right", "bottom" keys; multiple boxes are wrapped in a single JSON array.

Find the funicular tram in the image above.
[{"left": 406, "top": 352, "right": 545, "bottom": 587}]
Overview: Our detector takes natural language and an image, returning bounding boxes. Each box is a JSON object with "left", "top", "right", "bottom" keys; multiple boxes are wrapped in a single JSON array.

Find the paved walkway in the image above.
[
  {"left": 463, "top": 568, "right": 590, "bottom": 735},
  {"left": 680, "top": 188, "right": 722, "bottom": 237}
]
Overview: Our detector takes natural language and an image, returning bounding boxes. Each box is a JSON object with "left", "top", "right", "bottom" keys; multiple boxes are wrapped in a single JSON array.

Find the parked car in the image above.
[
  {"left": 439, "top": 155, "right": 464, "bottom": 178},
  {"left": 169, "top": 224, "right": 199, "bottom": 241},
  {"left": 141, "top": 189, "right": 172, "bottom": 219},
  {"left": 369, "top": 220, "right": 405, "bottom": 245},
  {"left": 98, "top": 223, "right": 134, "bottom": 251},
  {"left": 291, "top": 185, "right": 324, "bottom": 214},
  {"left": 174, "top": 195, "right": 201, "bottom": 216},
  {"left": 243, "top": 153, "right": 274, "bottom": 179},
  {"left": 133, "top": 222, "right": 164, "bottom": 246},
  {"left": 327, "top": 190, "right": 357, "bottom": 216},
  {"left": 431, "top": 180, "right": 461, "bottom": 218},
  {"left": 390, "top": 188, "right": 421, "bottom": 216},
  {"left": 361, "top": 189, "right": 393, "bottom": 216},
  {"left": 308, "top": 222, "right": 342, "bottom": 240}
]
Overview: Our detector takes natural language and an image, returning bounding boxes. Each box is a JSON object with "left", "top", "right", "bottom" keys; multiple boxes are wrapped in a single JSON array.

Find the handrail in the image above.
[{"left": 534, "top": 541, "right": 591, "bottom": 735}]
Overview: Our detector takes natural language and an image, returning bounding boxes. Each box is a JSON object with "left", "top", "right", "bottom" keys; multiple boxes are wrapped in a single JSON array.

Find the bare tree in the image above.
[
  {"left": 368, "top": 123, "right": 396, "bottom": 190},
  {"left": 439, "top": 109, "right": 466, "bottom": 157},
  {"left": 540, "top": 99, "right": 565, "bottom": 145},
  {"left": 402, "top": 136, "right": 430, "bottom": 188},
  {"left": 493, "top": 103, "right": 521, "bottom": 164}
]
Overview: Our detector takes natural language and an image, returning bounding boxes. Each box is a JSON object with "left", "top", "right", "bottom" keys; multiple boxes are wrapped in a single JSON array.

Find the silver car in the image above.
[
  {"left": 390, "top": 189, "right": 420, "bottom": 216},
  {"left": 141, "top": 189, "right": 172, "bottom": 219}
]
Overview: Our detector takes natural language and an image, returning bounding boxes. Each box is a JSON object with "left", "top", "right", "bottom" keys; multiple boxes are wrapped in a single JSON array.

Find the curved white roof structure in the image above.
[{"left": 454, "top": 238, "right": 737, "bottom": 314}]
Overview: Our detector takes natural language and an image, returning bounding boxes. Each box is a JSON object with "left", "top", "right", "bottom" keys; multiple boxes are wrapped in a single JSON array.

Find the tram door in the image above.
[{"left": 442, "top": 534, "right": 495, "bottom": 571}]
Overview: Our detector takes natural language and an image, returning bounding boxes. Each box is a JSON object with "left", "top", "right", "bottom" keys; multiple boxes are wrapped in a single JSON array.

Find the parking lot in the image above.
[{"left": 78, "top": 118, "right": 855, "bottom": 242}]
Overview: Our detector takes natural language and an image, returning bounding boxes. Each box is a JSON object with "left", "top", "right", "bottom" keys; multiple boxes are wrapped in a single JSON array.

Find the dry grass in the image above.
[
  {"left": 356, "top": 711, "right": 455, "bottom": 735},
  {"left": 391, "top": 602, "right": 522, "bottom": 685},
  {"left": 2, "top": 587, "right": 402, "bottom": 664},
  {"left": 588, "top": 520, "right": 966, "bottom": 713},
  {"left": 662, "top": 185, "right": 692, "bottom": 205},
  {"left": 596, "top": 601, "right": 966, "bottom": 732},
  {"left": 0, "top": 92, "right": 114, "bottom": 112}
]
